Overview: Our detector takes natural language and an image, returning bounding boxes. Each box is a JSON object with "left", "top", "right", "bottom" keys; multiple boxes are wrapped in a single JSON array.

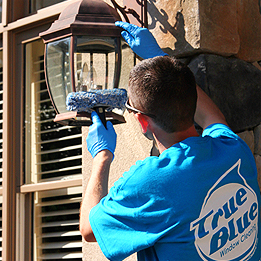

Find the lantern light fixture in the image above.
[{"left": 40, "top": 0, "right": 147, "bottom": 126}]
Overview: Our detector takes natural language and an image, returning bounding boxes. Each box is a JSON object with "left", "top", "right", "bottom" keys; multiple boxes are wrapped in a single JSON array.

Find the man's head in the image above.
[{"left": 128, "top": 56, "right": 197, "bottom": 133}]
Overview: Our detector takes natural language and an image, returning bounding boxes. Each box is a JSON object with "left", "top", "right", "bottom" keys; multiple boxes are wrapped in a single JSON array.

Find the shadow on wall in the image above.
[{"left": 147, "top": 0, "right": 193, "bottom": 55}]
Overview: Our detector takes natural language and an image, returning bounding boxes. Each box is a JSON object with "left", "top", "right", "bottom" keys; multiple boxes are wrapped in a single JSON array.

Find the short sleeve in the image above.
[{"left": 202, "top": 123, "right": 237, "bottom": 139}]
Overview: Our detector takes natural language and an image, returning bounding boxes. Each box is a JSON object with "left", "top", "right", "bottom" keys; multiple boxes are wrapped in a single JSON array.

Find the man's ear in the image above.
[{"left": 134, "top": 113, "right": 150, "bottom": 133}]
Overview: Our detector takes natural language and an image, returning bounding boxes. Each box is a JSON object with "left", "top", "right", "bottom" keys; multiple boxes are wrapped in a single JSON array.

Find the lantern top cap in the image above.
[
  {"left": 62, "top": 0, "right": 118, "bottom": 16},
  {"left": 40, "top": 0, "right": 122, "bottom": 42}
]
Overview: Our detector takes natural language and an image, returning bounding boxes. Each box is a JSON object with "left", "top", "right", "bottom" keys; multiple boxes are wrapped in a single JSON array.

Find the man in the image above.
[{"left": 80, "top": 22, "right": 261, "bottom": 261}]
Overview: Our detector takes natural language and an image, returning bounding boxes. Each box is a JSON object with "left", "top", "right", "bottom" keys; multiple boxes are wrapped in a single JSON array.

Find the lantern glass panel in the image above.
[
  {"left": 118, "top": 41, "right": 134, "bottom": 90},
  {"left": 46, "top": 37, "right": 72, "bottom": 113},
  {"left": 74, "top": 36, "right": 118, "bottom": 92}
]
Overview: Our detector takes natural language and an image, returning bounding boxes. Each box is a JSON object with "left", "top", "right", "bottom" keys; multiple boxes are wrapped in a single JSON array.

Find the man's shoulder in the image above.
[
  {"left": 202, "top": 123, "right": 237, "bottom": 139},
  {"left": 116, "top": 153, "right": 181, "bottom": 190}
]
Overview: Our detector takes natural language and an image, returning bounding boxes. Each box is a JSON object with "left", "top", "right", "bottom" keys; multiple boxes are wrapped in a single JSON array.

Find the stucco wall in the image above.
[{"left": 82, "top": 112, "right": 152, "bottom": 261}]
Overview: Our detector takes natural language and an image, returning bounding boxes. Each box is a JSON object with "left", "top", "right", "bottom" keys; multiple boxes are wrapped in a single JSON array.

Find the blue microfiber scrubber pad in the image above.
[{"left": 66, "top": 88, "right": 128, "bottom": 113}]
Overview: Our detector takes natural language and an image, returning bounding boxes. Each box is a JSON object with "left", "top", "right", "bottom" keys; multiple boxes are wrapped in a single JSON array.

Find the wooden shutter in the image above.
[
  {"left": 24, "top": 40, "right": 82, "bottom": 260},
  {"left": 35, "top": 187, "right": 82, "bottom": 260}
]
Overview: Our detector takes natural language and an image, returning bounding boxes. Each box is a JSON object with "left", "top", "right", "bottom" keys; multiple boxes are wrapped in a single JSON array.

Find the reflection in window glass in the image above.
[
  {"left": 24, "top": 40, "right": 82, "bottom": 185},
  {"left": 46, "top": 37, "right": 72, "bottom": 114},
  {"left": 30, "top": 0, "right": 67, "bottom": 12}
]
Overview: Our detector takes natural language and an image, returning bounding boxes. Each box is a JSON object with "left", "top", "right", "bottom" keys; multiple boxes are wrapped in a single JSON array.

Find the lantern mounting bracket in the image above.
[{"left": 111, "top": 0, "right": 148, "bottom": 28}]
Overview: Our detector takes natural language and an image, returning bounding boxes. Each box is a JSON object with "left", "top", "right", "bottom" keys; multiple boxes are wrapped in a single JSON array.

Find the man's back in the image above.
[
  {"left": 90, "top": 123, "right": 261, "bottom": 260},
  {"left": 143, "top": 123, "right": 260, "bottom": 260}
]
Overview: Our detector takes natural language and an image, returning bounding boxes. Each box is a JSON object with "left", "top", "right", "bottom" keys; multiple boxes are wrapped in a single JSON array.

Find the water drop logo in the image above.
[{"left": 190, "top": 159, "right": 259, "bottom": 261}]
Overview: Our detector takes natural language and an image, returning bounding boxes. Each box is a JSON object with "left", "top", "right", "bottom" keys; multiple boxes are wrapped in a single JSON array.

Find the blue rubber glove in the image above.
[
  {"left": 115, "top": 21, "right": 168, "bottom": 59},
  {"left": 87, "top": 111, "right": 117, "bottom": 159}
]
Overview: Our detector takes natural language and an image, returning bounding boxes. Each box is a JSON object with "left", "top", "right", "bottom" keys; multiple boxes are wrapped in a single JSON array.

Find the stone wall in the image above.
[
  {"left": 238, "top": 125, "right": 261, "bottom": 189},
  {"left": 150, "top": 0, "right": 261, "bottom": 62}
]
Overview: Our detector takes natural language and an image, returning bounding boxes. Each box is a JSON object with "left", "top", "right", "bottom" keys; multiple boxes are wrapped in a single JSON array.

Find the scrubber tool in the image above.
[{"left": 66, "top": 88, "right": 128, "bottom": 127}]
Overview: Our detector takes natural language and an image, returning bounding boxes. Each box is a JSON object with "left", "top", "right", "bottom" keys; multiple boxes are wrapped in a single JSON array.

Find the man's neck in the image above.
[{"left": 154, "top": 125, "right": 199, "bottom": 154}]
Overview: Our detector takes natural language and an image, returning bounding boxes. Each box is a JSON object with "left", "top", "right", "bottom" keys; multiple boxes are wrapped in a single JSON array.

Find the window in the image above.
[
  {"left": 35, "top": 187, "right": 82, "bottom": 260},
  {"left": 30, "top": 0, "right": 68, "bottom": 13},
  {"left": 23, "top": 39, "right": 82, "bottom": 260}
]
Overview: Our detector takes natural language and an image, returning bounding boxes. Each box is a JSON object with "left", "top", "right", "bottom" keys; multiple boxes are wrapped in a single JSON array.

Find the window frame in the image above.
[
  {"left": 1, "top": 1, "right": 83, "bottom": 260},
  {"left": 0, "top": 46, "right": 4, "bottom": 261}
]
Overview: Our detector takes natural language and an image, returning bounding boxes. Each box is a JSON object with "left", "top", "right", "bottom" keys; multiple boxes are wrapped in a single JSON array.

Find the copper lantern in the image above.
[{"left": 40, "top": 0, "right": 127, "bottom": 126}]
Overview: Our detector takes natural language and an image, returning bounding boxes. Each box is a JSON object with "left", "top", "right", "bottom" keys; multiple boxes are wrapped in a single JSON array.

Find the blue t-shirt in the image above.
[{"left": 89, "top": 124, "right": 261, "bottom": 261}]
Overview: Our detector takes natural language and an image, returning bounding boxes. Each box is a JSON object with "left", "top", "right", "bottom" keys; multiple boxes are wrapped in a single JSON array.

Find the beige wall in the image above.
[{"left": 82, "top": 112, "right": 152, "bottom": 261}]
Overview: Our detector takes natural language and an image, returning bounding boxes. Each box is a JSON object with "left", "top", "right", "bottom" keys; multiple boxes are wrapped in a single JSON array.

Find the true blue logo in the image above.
[{"left": 190, "top": 159, "right": 259, "bottom": 260}]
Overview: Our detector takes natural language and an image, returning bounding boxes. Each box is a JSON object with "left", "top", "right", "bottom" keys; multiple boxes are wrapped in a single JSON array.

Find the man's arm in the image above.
[
  {"left": 80, "top": 112, "right": 116, "bottom": 242},
  {"left": 80, "top": 150, "right": 112, "bottom": 242},
  {"left": 195, "top": 85, "right": 228, "bottom": 130}
]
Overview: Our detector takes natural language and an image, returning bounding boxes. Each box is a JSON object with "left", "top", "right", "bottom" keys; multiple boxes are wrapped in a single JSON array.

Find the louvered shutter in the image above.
[
  {"left": 24, "top": 40, "right": 82, "bottom": 260},
  {"left": 36, "top": 187, "right": 82, "bottom": 260}
]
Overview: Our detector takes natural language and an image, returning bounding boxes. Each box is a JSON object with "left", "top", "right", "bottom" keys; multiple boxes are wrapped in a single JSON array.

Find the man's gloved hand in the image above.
[
  {"left": 87, "top": 111, "right": 117, "bottom": 159},
  {"left": 115, "top": 21, "right": 168, "bottom": 59}
]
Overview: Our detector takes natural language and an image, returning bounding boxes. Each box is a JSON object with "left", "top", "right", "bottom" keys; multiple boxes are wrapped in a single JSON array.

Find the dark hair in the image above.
[{"left": 128, "top": 56, "right": 197, "bottom": 133}]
